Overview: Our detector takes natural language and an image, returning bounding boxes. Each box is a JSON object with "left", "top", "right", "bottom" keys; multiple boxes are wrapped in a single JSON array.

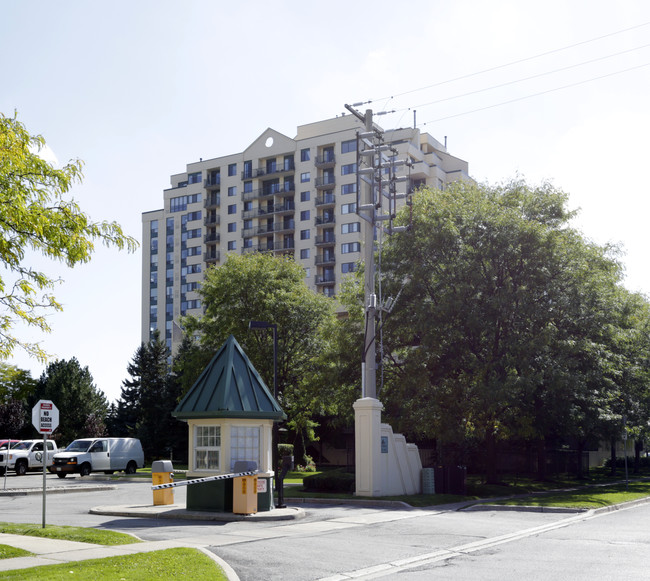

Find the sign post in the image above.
[{"left": 31, "top": 400, "right": 59, "bottom": 528}]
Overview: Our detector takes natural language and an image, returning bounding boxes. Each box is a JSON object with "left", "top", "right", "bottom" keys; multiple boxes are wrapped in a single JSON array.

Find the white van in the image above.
[{"left": 49, "top": 438, "right": 145, "bottom": 478}]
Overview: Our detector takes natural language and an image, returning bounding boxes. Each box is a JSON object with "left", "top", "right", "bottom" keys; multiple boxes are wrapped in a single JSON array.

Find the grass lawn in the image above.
[
  {"left": 0, "top": 523, "right": 139, "bottom": 546},
  {"left": 0, "top": 545, "right": 31, "bottom": 560},
  {"left": 0, "top": 548, "right": 227, "bottom": 580}
]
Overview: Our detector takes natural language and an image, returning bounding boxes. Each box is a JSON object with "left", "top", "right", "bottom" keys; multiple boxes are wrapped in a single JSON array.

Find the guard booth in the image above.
[{"left": 172, "top": 335, "right": 286, "bottom": 512}]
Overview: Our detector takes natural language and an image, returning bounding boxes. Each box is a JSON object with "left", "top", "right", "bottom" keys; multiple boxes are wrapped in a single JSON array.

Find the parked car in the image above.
[
  {"left": 0, "top": 439, "right": 58, "bottom": 475},
  {"left": 49, "top": 437, "right": 145, "bottom": 478}
]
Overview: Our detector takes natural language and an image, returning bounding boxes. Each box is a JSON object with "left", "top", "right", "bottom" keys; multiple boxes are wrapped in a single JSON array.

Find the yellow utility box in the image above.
[
  {"left": 233, "top": 474, "right": 258, "bottom": 514},
  {"left": 152, "top": 460, "right": 174, "bottom": 506}
]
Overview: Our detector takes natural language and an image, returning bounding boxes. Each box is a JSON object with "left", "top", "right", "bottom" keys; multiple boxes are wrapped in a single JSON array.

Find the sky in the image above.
[{"left": 1, "top": 0, "right": 649, "bottom": 403}]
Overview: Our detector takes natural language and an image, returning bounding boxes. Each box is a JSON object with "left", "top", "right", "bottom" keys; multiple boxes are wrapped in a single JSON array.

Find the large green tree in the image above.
[
  {"left": 183, "top": 253, "right": 336, "bottom": 463},
  {"left": 0, "top": 112, "right": 138, "bottom": 361},
  {"left": 0, "top": 363, "right": 35, "bottom": 437},
  {"left": 116, "top": 332, "right": 186, "bottom": 461},
  {"left": 379, "top": 180, "right": 632, "bottom": 481},
  {"left": 29, "top": 358, "right": 108, "bottom": 446}
]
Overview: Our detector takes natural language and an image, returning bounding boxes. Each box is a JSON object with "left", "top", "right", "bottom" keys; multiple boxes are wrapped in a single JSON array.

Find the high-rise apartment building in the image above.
[{"left": 142, "top": 114, "right": 469, "bottom": 352}]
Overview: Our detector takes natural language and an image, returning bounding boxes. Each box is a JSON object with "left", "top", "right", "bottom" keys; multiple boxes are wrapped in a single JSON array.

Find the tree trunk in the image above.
[
  {"left": 536, "top": 437, "right": 547, "bottom": 481},
  {"left": 610, "top": 438, "right": 617, "bottom": 477},
  {"left": 485, "top": 428, "right": 498, "bottom": 484}
]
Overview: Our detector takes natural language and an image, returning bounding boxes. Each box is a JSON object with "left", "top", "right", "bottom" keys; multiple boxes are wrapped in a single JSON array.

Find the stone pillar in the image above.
[{"left": 354, "top": 397, "right": 383, "bottom": 497}]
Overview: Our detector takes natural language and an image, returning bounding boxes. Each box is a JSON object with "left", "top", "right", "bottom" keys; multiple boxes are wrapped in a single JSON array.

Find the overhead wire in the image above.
[{"left": 368, "top": 20, "right": 650, "bottom": 104}]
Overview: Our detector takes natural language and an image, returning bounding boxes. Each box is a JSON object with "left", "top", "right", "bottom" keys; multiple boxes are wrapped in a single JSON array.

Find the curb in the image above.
[{"left": 0, "top": 485, "right": 117, "bottom": 496}]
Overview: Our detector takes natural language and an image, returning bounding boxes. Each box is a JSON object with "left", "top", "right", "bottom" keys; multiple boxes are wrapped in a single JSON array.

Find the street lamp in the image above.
[{"left": 248, "top": 320, "right": 285, "bottom": 508}]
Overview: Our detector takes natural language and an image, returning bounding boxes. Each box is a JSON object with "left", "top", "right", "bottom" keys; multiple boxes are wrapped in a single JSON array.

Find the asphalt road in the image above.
[{"left": 1, "top": 473, "right": 649, "bottom": 580}]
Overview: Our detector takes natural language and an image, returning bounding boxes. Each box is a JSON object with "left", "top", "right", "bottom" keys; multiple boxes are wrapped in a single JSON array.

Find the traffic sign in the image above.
[{"left": 32, "top": 400, "right": 59, "bottom": 435}]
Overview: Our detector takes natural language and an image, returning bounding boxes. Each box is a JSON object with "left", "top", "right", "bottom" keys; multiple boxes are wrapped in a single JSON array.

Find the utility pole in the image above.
[{"left": 345, "top": 104, "right": 410, "bottom": 401}]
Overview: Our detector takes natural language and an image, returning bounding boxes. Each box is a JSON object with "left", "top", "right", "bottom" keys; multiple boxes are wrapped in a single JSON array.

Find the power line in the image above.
[
  {"left": 420, "top": 61, "right": 650, "bottom": 125},
  {"left": 403, "top": 43, "right": 650, "bottom": 112},
  {"left": 367, "top": 20, "right": 650, "bottom": 104}
]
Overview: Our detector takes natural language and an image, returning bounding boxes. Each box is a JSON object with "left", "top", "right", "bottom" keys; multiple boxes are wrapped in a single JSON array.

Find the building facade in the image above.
[{"left": 141, "top": 114, "right": 469, "bottom": 352}]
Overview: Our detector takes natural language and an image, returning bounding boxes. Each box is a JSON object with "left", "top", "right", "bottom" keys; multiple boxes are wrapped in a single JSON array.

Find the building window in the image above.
[
  {"left": 300, "top": 172, "right": 310, "bottom": 183},
  {"left": 150, "top": 220, "right": 159, "bottom": 237},
  {"left": 304, "top": 267, "right": 310, "bottom": 278},
  {"left": 341, "top": 262, "right": 357, "bottom": 273},
  {"left": 194, "top": 425, "right": 220, "bottom": 471},
  {"left": 342, "top": 222, "right": 361, "bottom": 234},
  {"left": 230, "top": 426, "right": 260, "bottom": 472},
  {"left": 341, "top": 163, "right": 357, "bottom": 175},
  {"left": 243, "top": 160, "right": 252, "bottom": 179},
  {"left": 227, "top": 240, "right": 237, "bottom": 250},
  {"left": 228, "top": 163, "right": 237, "bottom": 176},
  {"left": 170, "top": 194, "right": 202, "bottom": 213},
  {"left": 341, "top": 203, "right": 357, "bottom": 214},
  {"left": 341, "top": 242, "right": 361, "bottom": 254},
  {"left": 228, "top": 222, "right": 237, "bottom": 233},
  {"left": 341, "top": 183, "right": 356, "bottom": 195},
  {"left": 300, "top": 191, "right": 310, "bottom": 202},
  {"left": 243, "top": 238, "right": 253, "bottom": 248},
  {"left": 188, "top": 171, "right": 202, "bottom": 184},
  {"left": 300, "top": 210, "right": 310, "bottom": 221},
  {"left": 301, "top": 148, "right": 310, "bottom": 162},
  {"left": 244, "top": 181, "right": 253, "bottom": 193},
  {"left": 341, "top": 139, "right": 356, "bottom": 154},
  {"left": 300, "top": 248, "right": 310, "bottom": 259},
  {"left": 228, "top": 186, "right": 237, "bottom": 197},
  {"left": 300, "top": 229, "right": 310, "bottom": 240},
  {"left": 228, "top": 204, "right": 237, "bottom": 214}
]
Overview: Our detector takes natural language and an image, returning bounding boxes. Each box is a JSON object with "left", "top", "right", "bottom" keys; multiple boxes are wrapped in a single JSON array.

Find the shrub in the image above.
[
  {"left": 295, "top": 455, "right": 316, "bottom": 472},
  {"left": 303, "top": 468, "right": 355, "bottom": 492}
]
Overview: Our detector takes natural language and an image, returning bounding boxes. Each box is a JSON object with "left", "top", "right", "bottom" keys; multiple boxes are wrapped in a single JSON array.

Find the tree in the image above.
[
  {"left": 183, "top": 253, "right": 336, "bottom": 464},
  {"left": 0, "top": 112, "right": 138, "bottom": 361},
  {"left": 29, "top": 358, "right": 108, "bottom": 445},
  {"left": 0, "top": 363, "right": 35, "bottom": 437},
  {"left": 379, "top": 179, "right": 629, "bottom": 481},
  {"left": 116, "top": 332, "right": 185, "bottom": 460}
]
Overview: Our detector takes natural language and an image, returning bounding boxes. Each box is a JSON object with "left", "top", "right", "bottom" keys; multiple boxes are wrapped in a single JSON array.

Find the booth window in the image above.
[
  {"left": 230, "top": 426, "right": 260, "bottom": 471},
  {"left": 194, "top": 425, "right": 221, "bottom": 470}
]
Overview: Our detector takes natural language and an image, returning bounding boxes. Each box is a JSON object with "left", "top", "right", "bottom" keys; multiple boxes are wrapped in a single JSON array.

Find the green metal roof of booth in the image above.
[{"left": 172, "top": 335, "right": 286, "bottom": 421}]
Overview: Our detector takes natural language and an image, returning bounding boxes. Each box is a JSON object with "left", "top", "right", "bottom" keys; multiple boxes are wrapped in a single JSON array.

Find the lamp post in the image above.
[{"left": 248, "top": 320, "right": 284, "bottom": 508}]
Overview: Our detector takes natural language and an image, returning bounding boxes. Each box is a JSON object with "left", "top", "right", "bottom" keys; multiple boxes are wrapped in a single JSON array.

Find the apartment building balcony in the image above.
[
  {"left": 315, "top": 274, "right": 336, "bottom": 286},
  {"left": 204, "top": 232, "right": 220, "bottom": 244},
  {"left": 204, "top": 213, "right": 220, "bottom": 226},
  {"left": 205, "top": 193, "right": 221, "bottom": 209},
  {"left": 274, "top": 239, "right": 295, "bottom": 252},
  {"left": 243, "top": 202, "right": 295, "bottom": 220},
  {"left": 315, "top": 176, "right": 336, "bottom": 189},
  {"left": 314, "top": 153, "right": 336, "bottom": 168},
  {"left": 315, "top": 215, "right": 336, "bottom": 227},
  {"left": 273, "top": 219, "right": 295, "bottom": 234},
  {"left": 242, "top": 182, "right": 295, "bottom": 202},
  {"left": 315, "top": 234, "right": 336, "bottom": 246},
  {"left": 205, "top": 249, "right": 220, "bottom": 264},
  {"left": 204, "top": 175, "right": 221, "bottom": 188},
  {"left": 242, "top": 161, "right": 295, "bottom": 180},
  {"left": 242, "top": 241, "right": 275, "bottom": 254},
  {"left": 254, "top": 223, "right": 274, "bottom": 236},
  {"left": 315, "top": 254, "right": 336, "bottom": 266},
  {"left": 315, "top": 193, "right": 336, "bottom": 207}
]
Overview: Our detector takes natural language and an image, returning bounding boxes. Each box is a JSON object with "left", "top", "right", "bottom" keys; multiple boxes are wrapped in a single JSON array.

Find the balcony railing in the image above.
[
  {"left": 315, "top": 274, "right": 336, "bottom": 285},
  {"left": 204, "top": 175, "right": 221, "bottom": 188},
  {"left": 274, "top": 239, "right": 295, "bottom": 251},
  {"left": 315, "top": 234, "right": 336, "bottom": 246},
  {"left": 205, "top": 193, "right": 221, "bottom": 208},
  {"left": 315, "top": 254, "right": 336, "bottom": 266},
  {"left": 204, "top": 214, "right": 220, "bottom": 226},
  {"left": 315, "top": 215, "right": 336, "bottom": 226},
  {"left": 205, "top": 250, "right": 220, "bottom": 263},
  {"left": 204, "top": 232, "right": 220, "bottom": 244},
  {"left": 241, "top": 161, "right": 295, "bottom": 180},
  {"left": 315, "top": 175, "right": 336, "bottom": 189},
  {"left": 315, "top": 152, "right": 336, "bottom": 167},
  {"left": 242, "top": 182, "right": 295, "bottom": 202},
  {"left": 242, "top": 202, "right": 295, "bottom": 220},
  {"left": 315, "top": 193, "right": 336, "bottom": 207}
]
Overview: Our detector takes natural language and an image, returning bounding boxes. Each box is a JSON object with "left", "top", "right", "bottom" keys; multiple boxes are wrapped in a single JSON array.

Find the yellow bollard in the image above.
[{"left": 152, "top": 460, "right": 174, "bottom": 506}]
